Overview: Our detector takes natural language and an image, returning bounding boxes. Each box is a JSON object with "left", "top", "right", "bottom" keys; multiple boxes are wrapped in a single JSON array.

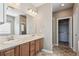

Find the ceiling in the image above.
[
  {"left": 53, "top": 3, "right": 73, "bottom": 12},
  {"left": 31, "top": 3, "right": 44, "bottom": 7}
]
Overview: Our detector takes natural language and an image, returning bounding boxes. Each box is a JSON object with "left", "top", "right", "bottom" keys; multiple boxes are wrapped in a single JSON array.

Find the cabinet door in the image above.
[
  {"left": 0, "top": 51, "right": 4, "bottom": 56},
  {"left": 39, "top": 38, "right": 43, "bottom": 50},
  {"left": 15, "top": 46, "right": 20, "bottom": 56},
  {"left": 35, "top": 39, "right": 40, "bottom": 53},
  {"left": 20, "top": 42, "right": 29, "bottom": 56},
  {"left": 29, "top": 41, "right": 36, "bottom": 56},
  {"left": 4, "top": 48, "right": 15, "bottom": 56}
]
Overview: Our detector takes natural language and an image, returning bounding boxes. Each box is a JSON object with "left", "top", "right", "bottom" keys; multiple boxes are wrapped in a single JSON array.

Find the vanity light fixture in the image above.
[
  {"left": 28, "top": 8, "right": 38, "bottom": 16},
  {"left": 34, "top": 12, "right": 37, "bottom": 16}
]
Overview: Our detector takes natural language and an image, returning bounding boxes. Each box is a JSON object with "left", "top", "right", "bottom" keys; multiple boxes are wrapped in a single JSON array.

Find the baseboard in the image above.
[{"left": 42, "top": 49, "right": 53, "bottom": 54}]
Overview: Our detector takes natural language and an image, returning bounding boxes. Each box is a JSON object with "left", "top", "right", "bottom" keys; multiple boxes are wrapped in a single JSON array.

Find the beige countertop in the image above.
[{"left": 0, "top": 34, "right": 44, "bottom": 51}]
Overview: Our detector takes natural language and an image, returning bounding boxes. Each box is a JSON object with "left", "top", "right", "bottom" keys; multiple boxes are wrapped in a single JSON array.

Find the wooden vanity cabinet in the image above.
[
  {"left": 20, "top": 42, "right": 29, "bottom": 56},
  {"left": 0, "top": 38, "right": 43, "bottom": 56},
  {"left": 29, "top": 41, "right": 36, "bottom": 56}
]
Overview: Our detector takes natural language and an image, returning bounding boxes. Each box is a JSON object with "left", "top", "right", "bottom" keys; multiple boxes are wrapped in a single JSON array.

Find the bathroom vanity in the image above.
[
  {"left": 0, "top": 3, "right": 44, "bottom": 56},
  {"left": 0, "top": 35, "right": 43, "bottom": 56}
]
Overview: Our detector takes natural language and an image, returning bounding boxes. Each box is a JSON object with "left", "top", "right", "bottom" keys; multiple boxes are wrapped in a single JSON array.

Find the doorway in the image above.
[
  {"left": 58, "top": 19, "right": 69, "bottom": 46},
  {"left": 57, "top": 17, "right": 73, "bottom": 49}
]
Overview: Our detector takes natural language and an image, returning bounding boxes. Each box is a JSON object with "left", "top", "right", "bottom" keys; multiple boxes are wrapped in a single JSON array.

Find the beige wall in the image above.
[
  {"left": 53, "top": 8, "right": 73, "bottom": 45},
  {"left": 27, "top": 15, "right": 36, "bottom": 34},
  {"left": 73, "top": 3, "right": 79, "bottom": 52},
  {"left": 52, "top": 15, "right": 56, "bottom": 45},
  {"left": 54, "top": 8, "right": 73, "bottom": 18},
  {"left": 34, "top": 4, "right": 53, "bottom": 51}
]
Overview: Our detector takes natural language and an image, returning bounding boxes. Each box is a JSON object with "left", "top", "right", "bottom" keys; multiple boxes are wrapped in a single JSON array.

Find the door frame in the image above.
[{"left": 56, "top": 16, "right": 73, "bottom": 49}]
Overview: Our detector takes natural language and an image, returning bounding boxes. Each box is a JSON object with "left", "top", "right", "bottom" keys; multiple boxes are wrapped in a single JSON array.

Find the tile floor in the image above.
[{"left": 36, "top": 43, "right": 77, "bottom": 56}]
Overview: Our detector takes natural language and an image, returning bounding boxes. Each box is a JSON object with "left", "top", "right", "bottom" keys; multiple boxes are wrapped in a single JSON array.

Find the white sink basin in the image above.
[{"left": 3, "top": 39, "right": 18, "bottom": 44}]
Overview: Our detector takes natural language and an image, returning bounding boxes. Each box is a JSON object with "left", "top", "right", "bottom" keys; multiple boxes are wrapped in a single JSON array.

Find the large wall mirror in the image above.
[
  {"left": 7, "top": 15, "right": 15, "bottom": 35},
  {"left": 0, "top": 15, "right": 15, "bottom": 35},
  {"left": 0, "top": 3, "right": 27, "bottom": 35},
  {"left": 0, "top": 3, "right": 4, "bottom": 24}
]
